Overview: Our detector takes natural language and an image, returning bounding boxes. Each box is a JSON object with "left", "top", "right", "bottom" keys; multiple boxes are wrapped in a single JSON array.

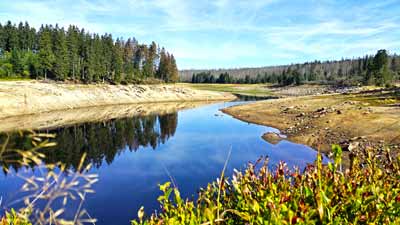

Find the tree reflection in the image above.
[{"left": 0, "top": 113, "right": 178, "bottom": 173}]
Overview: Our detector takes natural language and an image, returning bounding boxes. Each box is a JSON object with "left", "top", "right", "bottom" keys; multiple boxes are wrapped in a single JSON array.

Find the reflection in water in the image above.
[
  {"left": 0, "top": 102, "right": 328, "bottom": 225},
  {"left": 233, "top": 94, "right": 279, "bottom": 101},
  {"left": 1, "top": 113, "right": 178, "bottom": 173}
]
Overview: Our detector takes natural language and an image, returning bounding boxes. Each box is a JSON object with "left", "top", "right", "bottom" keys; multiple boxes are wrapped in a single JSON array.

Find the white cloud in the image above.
[{"left": 0, "top": 0, "right": 399, "bottom": 69}]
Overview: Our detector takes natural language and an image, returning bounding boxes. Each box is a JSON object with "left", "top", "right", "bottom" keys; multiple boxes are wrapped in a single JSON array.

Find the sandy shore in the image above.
[{"left": 0, "top": 81, "right": 235, "bottom": 119}]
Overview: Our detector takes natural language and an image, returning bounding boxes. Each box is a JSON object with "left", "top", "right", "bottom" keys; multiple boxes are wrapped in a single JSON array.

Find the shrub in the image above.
[
  {"left": 0, "top": 209, "right": 31, "bottom": 225},
  {"left": 132, "top": 145, "right": 400, "bottom": 224},
  {"left": 0, "top": 132, "right": 98, "bottom": 225}
]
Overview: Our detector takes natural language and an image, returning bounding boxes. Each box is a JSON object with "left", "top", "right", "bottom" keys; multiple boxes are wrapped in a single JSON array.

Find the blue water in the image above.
[{"left": 0, "top": 101, "right": 328, "bottom": 225}]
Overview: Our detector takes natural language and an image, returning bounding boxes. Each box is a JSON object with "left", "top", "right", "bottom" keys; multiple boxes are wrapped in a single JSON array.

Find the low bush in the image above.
[{"left": 132, "top": 145, "right": 400, "bottom": 224}]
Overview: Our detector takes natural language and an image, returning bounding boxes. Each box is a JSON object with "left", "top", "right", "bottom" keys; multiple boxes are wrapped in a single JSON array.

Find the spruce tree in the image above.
[
  {"left": 38, "top": 25, "right": 55, "bottom": 79},
  {"left": 66, "top": 25, "right": 80, "bottom": 80},
  {"left": 112, "top": 38, "right": 124, "bottom": 83},
  {"left": 4, "top": 21, "right": 18, "bottom": 51},
  {"left": 0, "top": 20, "right": 179, "bottom": 84},
  {"left": 52, "top": 26, "right": 68, "bottom": 80},
  {"left": 0, "top": 23, "right": 4, "bottom": 51},
  {"left": 169, "top": 54, "right": 179, "bottom": 82}
]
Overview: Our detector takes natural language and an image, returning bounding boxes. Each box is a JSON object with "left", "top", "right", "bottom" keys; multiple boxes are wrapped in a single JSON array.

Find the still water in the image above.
[{"left": 0, "top": 101, "right": 327, "bottom": 225}]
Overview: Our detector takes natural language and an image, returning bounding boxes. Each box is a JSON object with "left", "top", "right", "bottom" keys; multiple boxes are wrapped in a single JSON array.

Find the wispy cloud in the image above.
[{"left": 0, "top": 0, "right": 399, "bottom": 69}]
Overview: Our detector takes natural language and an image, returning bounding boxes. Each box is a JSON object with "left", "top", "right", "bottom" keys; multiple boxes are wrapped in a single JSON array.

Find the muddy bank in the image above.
[
  {"left": 222, "top": 88, "right": 400, "bottom": 158},
  {"left": 0, "top": 81, "right": 235, "bottom": 118}
]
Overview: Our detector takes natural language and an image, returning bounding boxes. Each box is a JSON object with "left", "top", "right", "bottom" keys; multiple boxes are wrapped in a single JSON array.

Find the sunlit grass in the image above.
[{"left": 183, "top": 83, "right": 275, "bottom": 96}]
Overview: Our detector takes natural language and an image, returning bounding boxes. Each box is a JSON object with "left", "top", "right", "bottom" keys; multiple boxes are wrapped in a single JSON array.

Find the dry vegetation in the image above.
[{"left": 223, "top": 86, "right": 400, "bottom": 163}]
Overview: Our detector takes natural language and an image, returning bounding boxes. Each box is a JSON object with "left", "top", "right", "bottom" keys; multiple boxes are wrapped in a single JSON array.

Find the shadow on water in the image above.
[
  {"left": 233, "top": 93, "right": 279, "bottom": 102},
  {"left": 0, "top": 101, "right": 329, "bottom": 225}
]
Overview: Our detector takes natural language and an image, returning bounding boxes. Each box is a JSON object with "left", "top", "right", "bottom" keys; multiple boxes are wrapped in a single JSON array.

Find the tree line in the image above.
[
  {"left": 0, "top": 21, "right": 179, "bottom": 83},
  {"left": 186, "top": 49, "right": 400, "bottom": 86}
]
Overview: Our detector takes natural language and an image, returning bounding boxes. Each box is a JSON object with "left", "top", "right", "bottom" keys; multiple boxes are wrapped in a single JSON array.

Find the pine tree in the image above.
[
  {"left": 52, "top": 26, "right": 68, "bottom": 80},
  {"left": 0, "top": 23, "right": 5, "bottom": 51},
  {"left": 169, "top": 54, "right": 179, "bottom": 82},
  {"left": 143, "top": 41, "right": 158, "bottom": 78},
  {"left": 66, "top": 25, "right": 80, "bottom": 80},
  {"left": 4, "top": 21, "right": 18, "bottom": 51},
  {"left": 112, "top": 38, "right": 124, "bottom": 83},
  {"left": 10, "top": 49, "right": 23, "bottom": 76},
  {"left": 0, "top": 20, "right": 179, "bottom": 83},
  {"left": 157, "top": 48, "right": 170, "bottom": 81},
  {"left": 123, "top": 38, "right": 136, "bottom": 81},
  {"left": 38, "top": 25, "right": 55, "bottom": 79},
  {"left": 372, "top": 49, "right": 391, "bottom": 86}
]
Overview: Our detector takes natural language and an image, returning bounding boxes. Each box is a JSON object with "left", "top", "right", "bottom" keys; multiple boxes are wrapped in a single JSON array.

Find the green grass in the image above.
[{"left": 184, "top": 83, "right": 275, "bottom": 96}]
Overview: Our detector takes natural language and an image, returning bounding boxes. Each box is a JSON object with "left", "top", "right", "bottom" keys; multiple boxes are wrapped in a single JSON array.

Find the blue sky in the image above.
[{"left": 1, "top": 0, "right": 399, "bottom": 69}]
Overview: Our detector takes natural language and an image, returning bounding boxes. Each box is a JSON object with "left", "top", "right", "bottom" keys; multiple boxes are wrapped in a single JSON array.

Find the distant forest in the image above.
[
  {"left": 0, "top": 21, "right": 179, "bottom": 83},
  {"left": 182, "top": 50, "right": 400, "bottom": 86}
]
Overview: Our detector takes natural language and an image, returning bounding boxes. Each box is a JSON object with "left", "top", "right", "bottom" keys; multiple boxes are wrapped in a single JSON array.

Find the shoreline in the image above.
[
  {"left": 222, "top": 89, "right": 400, "bottom": 158},
  {"left": 0, "top": 101, "right": 220, "bottom": 133},
  {"left": 0, "top": 81, "right": 236, "bottom": 119}
]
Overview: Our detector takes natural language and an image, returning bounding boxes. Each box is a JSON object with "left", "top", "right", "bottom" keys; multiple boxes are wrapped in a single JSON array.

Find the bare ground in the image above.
[
  {"left": 222, "top": 87, "right": 400, "bottom": 162},
  {"left": 0, "top": 81, "right": 235, "bottom": 119}
]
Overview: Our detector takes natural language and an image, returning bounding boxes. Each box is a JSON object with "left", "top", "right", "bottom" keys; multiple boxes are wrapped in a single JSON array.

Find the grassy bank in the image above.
[{"left": 183, "top": 83, "right": 275, "bottom": 96}]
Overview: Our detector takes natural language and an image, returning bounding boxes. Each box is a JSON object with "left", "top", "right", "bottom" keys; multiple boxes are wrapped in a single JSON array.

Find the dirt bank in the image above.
[
  {"left": 222, "top": 88, "right": 400, "bottom": 158},
  {"left": 0, "top": 81, "right": 235, "bottom": 118},
  {"left": 0, "top": 101, "right": 214, "bottom": 133}
]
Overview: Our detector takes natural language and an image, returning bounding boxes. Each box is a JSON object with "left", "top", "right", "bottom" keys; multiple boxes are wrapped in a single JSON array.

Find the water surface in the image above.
[{"left": 0, "top": 101, "right": 327, "bottom": 225}]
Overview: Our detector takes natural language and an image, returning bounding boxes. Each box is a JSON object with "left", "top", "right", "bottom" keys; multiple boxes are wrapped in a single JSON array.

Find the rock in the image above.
[
  {"left": 283, "top": 106, "right": 295, "bottom": 112},
  {"left": 337, "top": 110, "right": 343, "bottom": 114},
  {"left": 348, "top": 141, "right": 360, "bottom": 151},
  {"left": 262, "top": 132, "right": 284, "bottom": 145},
  {"left": 297, "top": 112, "right": 306, "bottom": 117},
  {"left": 350, "top": 136, "right": 366, "bottom": 141}
]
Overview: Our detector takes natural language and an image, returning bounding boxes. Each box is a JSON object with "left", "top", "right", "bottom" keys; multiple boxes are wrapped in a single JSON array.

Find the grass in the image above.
[
  {"left": 183, "top": 83, "right": 275, "bottom": 96},
  {"left": 334, "top": 87, "right": 400, "bottom": 107}
]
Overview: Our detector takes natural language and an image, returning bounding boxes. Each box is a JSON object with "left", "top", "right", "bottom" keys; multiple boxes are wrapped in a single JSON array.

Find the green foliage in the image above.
[
  {"left": 133, "top": 146, "right": 400, "bottom": 224},
  {"left": 187, "top": 50, "right": 400, "bottom": 86},
  {"left": 0, "top": 20, "right": 179, "bottom": 83},
  {"left": 365, "top": 49, "right": 394, "bottom": 86},
  {"left": 0, "top": 209, "right": 31, "bottom": 225}
]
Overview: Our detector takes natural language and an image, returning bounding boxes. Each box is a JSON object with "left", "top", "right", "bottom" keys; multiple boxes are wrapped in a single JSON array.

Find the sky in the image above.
[{"left": 1, "top": 0, "right": 399, "bottom": 70}]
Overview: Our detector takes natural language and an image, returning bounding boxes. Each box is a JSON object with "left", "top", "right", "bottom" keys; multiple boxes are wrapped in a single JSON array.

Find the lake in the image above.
[{"left": 0, "top": 101, "right": 328, "bottom": 225}]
